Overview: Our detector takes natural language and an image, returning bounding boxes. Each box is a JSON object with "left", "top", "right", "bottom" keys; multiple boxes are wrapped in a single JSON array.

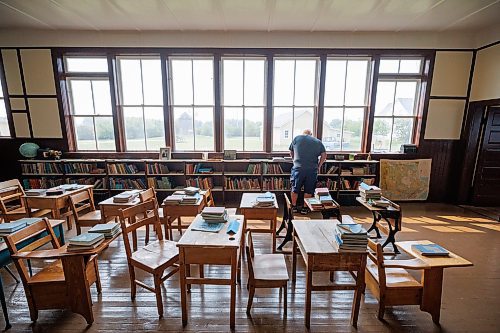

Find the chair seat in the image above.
[
  {"left": 79, "top": 210, "right": 103, "bottom": 222},
  {"left": 131, "top": 240, "right": 179, "bottom": 271},
  {"left": 253, "top": 254, "right": 289, "bottom": 281},
  {"left": 366, "top": 261, "right": 421, "bottom": 288},
  {"left": 29, "top": 259, "right": 65, "bottom": 284}
]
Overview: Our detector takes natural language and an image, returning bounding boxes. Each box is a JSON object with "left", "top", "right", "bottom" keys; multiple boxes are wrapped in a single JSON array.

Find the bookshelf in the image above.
[{"left": 19, "top": 159, "right": 378, "bottom": 205}]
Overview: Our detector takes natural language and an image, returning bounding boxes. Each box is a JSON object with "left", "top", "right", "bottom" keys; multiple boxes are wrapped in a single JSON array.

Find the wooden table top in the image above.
[
  {"left": 292, "top": 219, "right": 348, "bottom": 255},
  {"left": 0, "top": 219, "right": 65, "bottom": 252},
  {"left": 22, "top": 185, "right": 93, "bottom": 200},
  {"left": 356, "top": 196, "right": 399, "bottom": 211},
  {"left": 397, "top": 240, "right": 473, "bottom": 268},
  {"left": 177, "top": 214, "right": 244, "bottom": 248},
  {"left": 239, "top": 192, "right": 278, "bottom": 209}
]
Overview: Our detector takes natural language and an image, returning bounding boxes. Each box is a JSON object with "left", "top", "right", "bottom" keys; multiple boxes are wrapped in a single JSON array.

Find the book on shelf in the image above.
[
  {"left": 263, "top": 163, "right": 284, "bottom": 174},
  {"left": 325, "top": 165, "right": 339, "bottom": 174},
  {"left": 148, "top": 177, "right": 173, "bottom": 189},
  {"left": 262, "top": 177, "right": 290, "bottom": 191},
  {"left": 88, "top": 223, "right": 120, "bottom": 238},
  {"left": 316, "top": 179, "right": 338, "bottom": 191},
  {"left": 64, "top": 163, "right": 105, "bottom": 174},
  {"left": 224, "top": 177, "right": 260, "bottom": 190},
  {"left": 246, "top": 163, "right": 261, "bottom": 174},
  {"left": 351, "top": 167, "right": 365, "bottom": 175},
  {"left": 147, "top": 163, "right": 170, "bottom": 174},
  {"left": 412, "top": 243, "right": 449, "bottom": 257},
  {"left": 340, "top": 169, "right": 353, "bottom": 176},
  {"left": 186, "top": 163, "right": 214, "bottom": 174},
  {"left": 185, "top": 177, "right": 213, "bottom": 190},
  {"left": 108, "top": 163, "right": 140, "bottom": 174},
  {"left": 109, "top": 178, "right": 146, "bottom": 190},
  {"left": 21, "top": 162, "right": 63, "bottom": 174},
  {"left": 23, "top": 178, "right": 65, "bottom": 190}
]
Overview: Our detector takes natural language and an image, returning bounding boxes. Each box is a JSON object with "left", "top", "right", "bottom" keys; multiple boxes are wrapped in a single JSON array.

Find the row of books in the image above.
[
  {"left": 21, "top": 162, "right": 63, "bottom": 174},
  {"left": 23, "top": 178, "right": 64, "bottom": 189},
  {"left": 64, "top": 163, "right": 105, "bottom": 174},
  {"left": 147, "top": 177, "right": 174, "bottom": 189},
  {"left": 108, "top": 163, "right": 140, "bottom": 174},
  {"left": 246, "top": 163, "right": 261, "bottom": 174},
  {"left": 185, "top": 164, "right": 214, "bottom": 174},
  {"left": 316, "top": 179, "right": 338, "bottom": 190},
  {"left": 109, "top": 178, "right": 146, "bottom": 190},
  {"left": 224, "top": 177, "right": 260, "bottom": 190},
  {"left": 147, "top": 163, "right": 170, "bottom": 174},
  {"left": 263, "top": 163, "right": 284, "bottom": 174},
  {"left": 185, "top": 177, "right": 213, "bottom": 190},
  {"left": 340, "top": 166, "right": 372, "bottom": 176},
  {"left": 262, "top": 177, "right": 290, "bottom": 191},
  {"left": 319, "top": 164, "right": 339, "bottom": 175}
]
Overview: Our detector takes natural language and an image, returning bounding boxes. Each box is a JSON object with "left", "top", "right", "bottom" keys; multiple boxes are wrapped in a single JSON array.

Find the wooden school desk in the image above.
[
  {"left": 304, "top": 197, "right": 342, "bottom": 220},
  {"left": 397, "top": 240, "right": 473, "bottom": 323},
  {"left": 162, "top": 195, "right": 205, "bottom": 240},
  {"left": 177, "top": 214, "right": 243, "bottom": 329},
  {"left": 291, "top": 219, "right": 367, "bottom": 328}
]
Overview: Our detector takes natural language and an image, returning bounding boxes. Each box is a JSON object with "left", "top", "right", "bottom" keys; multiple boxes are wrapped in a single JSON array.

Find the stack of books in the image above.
[
  {"left": 67, "top": 233, "right": 104, "bottom": 252},
  {"left": 180, "top": 193, "right": 200, "bottom": 205},
  {"left": 253, "top": 192, "right": 275, "bottom": 208},
  {"left": 305, "top": 198, "right": 323, "bottom": 210},
  {"left": 315, "top": 187, "right": 335, "bottom": 208},
  {"left": 184, "top": 186, "right": 200, "bottom": 195},
  {"left": 0, "top": 220, "right": 30, "bottom": 236},
  {"left": 88, "top": 223, "right": 120, "bottom": 239},
  {"left": 46, "top": 187, "right": 65, "bottom": 196},
  {"left": 201, "top": 207, "right": 228, "bottom": 223},
  {"left": 113, "top": 190, "right": 140, "bottom": 203},
  {"left": 25, "top": 189, "right": 47, "bottom": 196},
  {"left": 359, "top": 182, "right": 382, "bottom": 200},
  {"left": 164, "top": 194, "right": 184, "bottom": 205},
  {"left": 334, "top": 223, "right": 368, "bottom": 253}
]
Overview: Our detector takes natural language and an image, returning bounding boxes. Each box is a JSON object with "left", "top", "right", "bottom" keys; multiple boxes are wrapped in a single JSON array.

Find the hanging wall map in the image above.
[{"left": 380, "top": 159, "right": 432, "bottom": 201}]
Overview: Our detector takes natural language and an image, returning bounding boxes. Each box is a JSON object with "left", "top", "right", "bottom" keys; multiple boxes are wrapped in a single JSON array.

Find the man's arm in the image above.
[
  {"left": 290, "top": 150, "right": 294, "bottom": 159},
  {"left": 318, "top": 152, "right": 327, "bottom": 172}
]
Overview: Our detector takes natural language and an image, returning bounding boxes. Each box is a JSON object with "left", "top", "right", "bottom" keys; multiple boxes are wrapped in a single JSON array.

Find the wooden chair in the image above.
[
  {"left": 0, "top": 179, "right": 51, "bottom": 222},
  {"left": 365, "top": 240, "right": 429, "bottom": 320},
  {"left": 118, "top": 199, "right": 179, "bottom": 317},
  {"left": 4, "top": 218, "right": 101, "bottom": 322},
  {"left": 203, "top": 188, "right": 215, "bottom": 207},
  {"left": 246, "top": 231, "right": 289, "bottom": 318},
  {"left": 276, "top": 193, "right": 308, "bottom": 251},
  {"left": 69, "top": 188, "right": 109, "bottom": 235},
  {"left": 138, "top": 188, "right": 162, "bottom": 243}
]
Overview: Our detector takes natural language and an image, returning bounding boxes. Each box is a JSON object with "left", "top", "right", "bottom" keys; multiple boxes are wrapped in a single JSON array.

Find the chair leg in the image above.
[
  {"left": 377, "top": 299, "right": 385, "bottom": 320},
  {"left": 76, "top": 222, "right": 82, "bottom": 235},
  {"left": 3, "top": 266, "right": 19, "bottom": 283},
  {"left": 145, "top": 224, "right": 150, "bottom": 245},
  {"left": 154, "top": 274, "right": 164, "bottom": 318},
  {"left": 283, "top": 284, "right": 287, "bottom": 319},
  {"left": 94, "top": 260, "right": 102, "bottom": 294},
  {"left": 129, "top": 265, "right": 137, "bottom": 301},
  {"left": 177, "top": 217, "right": 182, "bottom": 235},
  {"left": 246, "top": 285, "right": 255, "bottom": 315}
]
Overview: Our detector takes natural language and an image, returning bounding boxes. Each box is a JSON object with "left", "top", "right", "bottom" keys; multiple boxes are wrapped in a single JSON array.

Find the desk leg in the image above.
[
  {"left": 0, "top": 274, "right": 11, "bottom": 330},
  {"left": 277, "top": 221, "right": 293, "bottom": 251},
  {"left": 366, "top": 212, "right": 382, "bottom": 238},
  {"left": 421, "top": 267, "right": 444, "bottom": 324},
  {"left": 380, "top": 219, "right": 400, "bottom": 254},
  {"left": 61, "top": 256, "right": 94, "bottom": 325},
  {"left": 58, "top": 223, "right": 65, "bottom": 245},
  {"left": 272, "top": 217, "right": 277, "bottom": 253},
  {"left": 292, "top": 232, "right": 297, "bottom": 283},
  {"left": 305, "top": 266, "right": 312, "bottom": 328},
  {"left": 179, "top": 250, "right": 188, "bottom": 326},
  {"left": 230, "top": 251, "right": 237, "bottom": 329},
  {"left": 351, "top": 255, "right": 366, "bottom": 327}
]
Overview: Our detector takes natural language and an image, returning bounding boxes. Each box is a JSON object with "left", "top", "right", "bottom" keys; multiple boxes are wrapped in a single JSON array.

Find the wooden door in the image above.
[{"left": 472, "top": 107, "right": 500, "bottom": 205}]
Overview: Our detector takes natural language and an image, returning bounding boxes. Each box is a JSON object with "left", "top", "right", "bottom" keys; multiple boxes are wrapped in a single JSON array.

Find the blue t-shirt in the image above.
[{"left": 288, "top": 135, "right": 326, "bottom": 170}]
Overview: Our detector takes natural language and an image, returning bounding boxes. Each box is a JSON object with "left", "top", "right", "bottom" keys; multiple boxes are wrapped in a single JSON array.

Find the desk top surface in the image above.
[
  {"left": 292, "top": 219, "right": 348, "bottom": 255},
  {"left": 397, "top": 240, "right": 473, "bottom": 268},
  {"left": 22, "top": 185, "right": 92, "bottom": 200},
  {"left": 177, "top": 214, "right": 244, "bottom": 248},
  {"left": 239, "top": 192, "right": 278, "bottom": 209},
  {"left": 0, "top": 219, "right": 65, "bottom": 253}
]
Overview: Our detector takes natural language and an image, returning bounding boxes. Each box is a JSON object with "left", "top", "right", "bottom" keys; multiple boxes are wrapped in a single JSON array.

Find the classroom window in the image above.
[
  {"left": 0, "top": 81, "right": 9, "bottom": 137},
  {"left": 272, "top": 58, "right": 319, "bottom": 151},
  {"left": 65, "top": 57, "right": 109, "bottom": 73},
  {"left": 170, "top": 57, "right": 215, "bottom": 151},
  {"left": 117, "top": 57, "right": 165, "bottom": 151},
  {"left": 372, "top": 57, "right": 423, "bottom": 152},
  {"left": 222, "top": 58, "right": 266, "bottom": 151},
  {"left": 67, "top": 78, "right": 115, "bottom": 151},
  {"left": 323, "top": 57, "right": 371, "bottom": 152}
]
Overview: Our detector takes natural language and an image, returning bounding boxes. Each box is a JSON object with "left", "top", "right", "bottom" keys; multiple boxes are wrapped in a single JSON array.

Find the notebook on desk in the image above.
[{"left": 412, "top": 243, "right": 449, "bottom": 257}]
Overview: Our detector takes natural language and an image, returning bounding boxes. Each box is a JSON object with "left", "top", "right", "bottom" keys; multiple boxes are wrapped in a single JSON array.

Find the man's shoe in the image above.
[
  {"left": 292, "top": 206, "right": 299, "bottom": 214},
  {"left": 300, "top": 207, "right": 309, "bottom": 215}
]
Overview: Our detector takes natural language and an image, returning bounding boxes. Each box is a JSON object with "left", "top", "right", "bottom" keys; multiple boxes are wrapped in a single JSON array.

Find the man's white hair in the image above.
[{"left": 303, "top": 129, "right": 312, "bottom": 135}]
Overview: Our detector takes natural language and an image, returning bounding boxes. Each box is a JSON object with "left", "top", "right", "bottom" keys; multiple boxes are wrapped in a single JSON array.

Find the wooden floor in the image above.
[{"left": 1, "top": 203, "right": 499, "bottom": 332}]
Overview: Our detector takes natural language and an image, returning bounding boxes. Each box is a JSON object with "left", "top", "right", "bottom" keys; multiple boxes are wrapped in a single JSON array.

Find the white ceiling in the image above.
[{"left": 0, "top": 0, "right": 499, "bottom": 32}]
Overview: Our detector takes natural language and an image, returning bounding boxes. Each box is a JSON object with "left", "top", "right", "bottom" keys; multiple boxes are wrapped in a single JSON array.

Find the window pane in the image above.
[
  {"left": 245, "top": 107, "right": 264, "bottom": 151},
  {"left": 69, "top": 80, "right": 93, "bottom": 115},
  {"left": 345, "top": 60, "right": 368, "bottom": 106},
  {"left": 123, "top": 107, "right": 146, "bottom": 151},
  {"left": 65, "top": 57, "right": 108, "bottom": 73},
  {"left": 223, "top": 60, "right": 243, "bottom": 106},
  {"left": 294, "top": 60, "right": 317, "bottom": 106},
  {"left": 273, "top": 107, "right": 293, "bottom": 151},
  {"left": 343, "top": 108, "right": 364, "bottom": 151},
  {"left": 273, "top": 60, "right": 294, "bottom": 105},
  {"left": 224, "top": 107, "right": 243, "bottom": 150},
  {"left": 91, "top": 80, "right": 112, "bottom": 115},
  {"left": 324, "top": 60, "right": 346, "bottom": 106},
  {"left": 193, "top": 60, "right": 214, "bottom": 105},
  {"left": 375, "top": 81, "right": 396, "bottom": 116},
  {"left": 394, "top": 81, "right": 418, "bottom": 116},
  {"left": 372, "top": 118, "right": 393, "bottom": 151},
  {"left": 95, "top": 117, "right": 116, "bottom": 150},
  {"left": 194, "top": 107, "right": 214, "bottom": 151},
  {"left": 399, "top": 59, "right": 422, "bottom": 74},
  {"left": 173, "top": 107, "right": 194, "bottom": 150},
  {"left": 293, "top": 107, "right": 314, "bottom": 138},
  {"left": 0, "top": 102, "right": 9, "bottom": 136},
  {"left": 74, "top": 117, "right": 96, "bottom": 150},
  {"left": 145, "top": 107, "right": 165, "bottom": 151},
  {"left": 0, "top": 84, "right": 3, "bottom": 97},
  {"left": 142, "top": 59, "right": 163, "bottom": 105},
  {"left": 391, "top": 118, "right": 413, "bottom": 151},
  {"left": 171, "top": 60, "right": 193, "bottom": 105},
  {"left": 244, "top": 60, "right": 265, "bottom": 106},
  {"left": 379, "top": 59, "right": 399, "bottom": 73},
  {"left": 322, "top": 107, "right": 343, "bottom": 151},
  {"left": 119, "top": 59, "right": 143, "bottom": 105}
]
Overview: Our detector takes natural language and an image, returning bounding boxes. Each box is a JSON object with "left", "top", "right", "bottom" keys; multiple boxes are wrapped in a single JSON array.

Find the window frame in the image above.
[
  {"left": 0, "top": 78, "right": 10, "bottom": 138},
  {"left": 221, "top": 56, "right": 267, "bottom": 152}
]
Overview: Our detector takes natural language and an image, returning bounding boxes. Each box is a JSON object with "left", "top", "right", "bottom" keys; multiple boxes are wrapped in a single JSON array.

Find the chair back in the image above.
[
  {"left": 69, "top": 188, "right": 96, "bottom": 221},
  {"left": 204, "top": 188, "right": 214, "bottom": 207},
  {"left": 0, "top": 179, "right": 26, "bottom": 217},
  {"left": 139, "top": 188, "right": 156, "bottom": 203},
  {"left": 4, "top": 218, "right": 60, "bottom": 285},
  {"left": 367, "top": 239, "right": 386, "bottom": 290},
  {"left": 245, "top": 231, "right": 255, "bottom": 281},
  {"left": 118, "top": 199, "right": 163, "bottom": 257},
  {"left": 283, "top": 193, "right": 293, "bottom": 223}
]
